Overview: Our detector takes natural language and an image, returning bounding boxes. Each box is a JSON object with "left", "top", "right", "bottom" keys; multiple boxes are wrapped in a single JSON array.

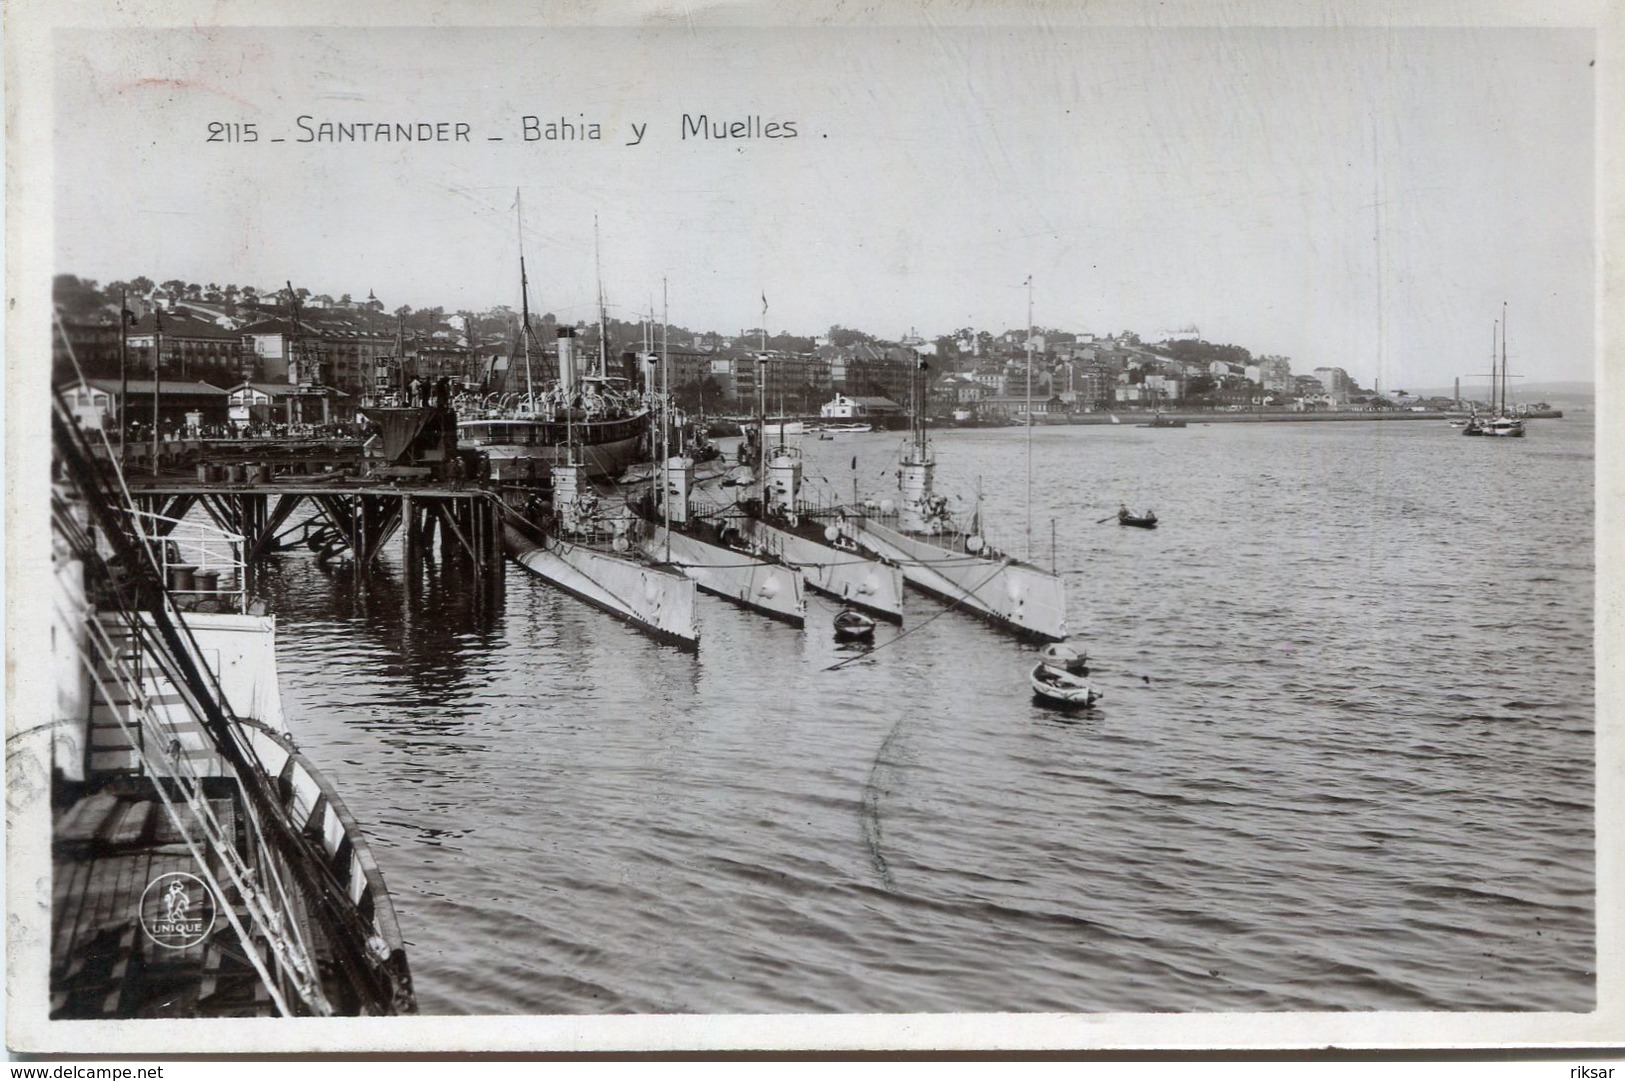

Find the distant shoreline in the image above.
[{"left": 1005, "top": 410, "right": 1568, "bottom": 427}]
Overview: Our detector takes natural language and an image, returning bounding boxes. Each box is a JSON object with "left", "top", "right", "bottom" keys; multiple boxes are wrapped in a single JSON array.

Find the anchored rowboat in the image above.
[
  {"left": 833, "top": 607, "right": 877, "bottom": 641},
  {"left": 1030, "top": 662, "right": 1103, "bottom": 710}
]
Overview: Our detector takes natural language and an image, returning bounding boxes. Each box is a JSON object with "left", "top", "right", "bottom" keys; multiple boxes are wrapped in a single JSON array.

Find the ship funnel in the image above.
[
  {"left": 664, "top": 455, "right": 695, "bottom": 525},
  {"left": 557, "top": 327, "right": 578, "bottom": 396}
]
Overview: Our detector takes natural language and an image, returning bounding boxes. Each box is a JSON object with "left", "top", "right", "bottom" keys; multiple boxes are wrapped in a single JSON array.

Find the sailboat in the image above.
[
  {"left": 1465, "top": 304, "right": 1525, "bottom": 438},
  {"left": 457, "top": 197, "right": 652, "bottom": 480},
  {"left": 837, "top": 340, "right": 1069, "bottom": 643}
]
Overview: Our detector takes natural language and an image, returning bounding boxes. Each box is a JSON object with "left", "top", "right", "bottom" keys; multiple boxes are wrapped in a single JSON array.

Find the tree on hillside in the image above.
[
  {"left": 53, "top": 275, "right": 107, "bottom": 320},
  {"left": 827, "top": 324, "right": 875, "bottom": 348},
  {"left": 1166, "top": 339, "right": 1252, "bottom": 368},
  {"left": 767, "top": 331, "right": 814, "bottom": 352}
]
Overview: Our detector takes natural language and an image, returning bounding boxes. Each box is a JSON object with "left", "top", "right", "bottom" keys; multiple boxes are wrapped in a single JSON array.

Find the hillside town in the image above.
[{"left": 52, "top": 273, "right": 1466, "bottom": 434}]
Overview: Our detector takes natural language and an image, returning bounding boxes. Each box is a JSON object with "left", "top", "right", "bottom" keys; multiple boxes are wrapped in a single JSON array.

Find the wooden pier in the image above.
[
  {"left": 105, "top": 406, "right": 513, "bottom": 602},
  {"left": 127, "top": 475, "right": 507, "bottom": 598}
]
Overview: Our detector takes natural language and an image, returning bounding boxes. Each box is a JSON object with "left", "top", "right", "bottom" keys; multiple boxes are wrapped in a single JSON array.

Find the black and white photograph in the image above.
[{"left": 6, "top": 0, "right": 1621, "bottom": 1057}]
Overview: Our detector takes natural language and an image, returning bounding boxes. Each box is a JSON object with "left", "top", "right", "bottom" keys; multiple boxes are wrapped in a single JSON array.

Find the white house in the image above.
[
  {"left": 820, "top": 393, "right": 902, "bottom": 419},
  {"left": 59, "top": 379, "right": 113, "bottom": 429}
]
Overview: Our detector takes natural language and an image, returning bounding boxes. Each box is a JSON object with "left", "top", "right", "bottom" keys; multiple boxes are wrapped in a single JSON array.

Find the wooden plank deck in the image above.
[{"left": 52, "top": 786, "right": 272, "bottom": 1018}]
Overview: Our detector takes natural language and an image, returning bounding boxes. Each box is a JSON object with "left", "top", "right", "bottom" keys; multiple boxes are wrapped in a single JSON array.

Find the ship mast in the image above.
[
  {"left": 118, "top": 288, "right": 129, "bottom": 467},
  {"left": 911, "top": 347, "right": 928, "bottom": 465},
  {"left": 662, "top": 279, "right": 671, "bottom": 556},
  {"left": 1024, "top": 274, "right": 1034, "bottom": 561},
  {"left": 515, "top": 191, "right": 535, "bottom": 406},
  {"left": 151, "top": 305, "right": 164, "bottom": 475},
  {"left": 595, "top": 215, "right": 608, "bottom": 380}
]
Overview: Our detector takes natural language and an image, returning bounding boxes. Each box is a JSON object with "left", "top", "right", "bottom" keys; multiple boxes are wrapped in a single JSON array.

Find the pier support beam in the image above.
[
  {"left": 129, "top": 480, "right": 506, "bottom": 612},
  {"left": 402, "top": 495, "right": 419, "bottom": 581}
]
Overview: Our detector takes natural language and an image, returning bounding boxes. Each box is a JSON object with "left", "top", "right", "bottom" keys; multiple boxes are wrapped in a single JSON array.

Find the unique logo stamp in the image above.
[{"left": 138, "top": 872, "right": 216, "bottom": 949}]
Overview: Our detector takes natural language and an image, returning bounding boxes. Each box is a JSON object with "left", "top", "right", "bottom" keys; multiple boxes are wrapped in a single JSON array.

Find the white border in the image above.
[{"left": 6, "top": 0, "right": 1621, "bottom": 1055}]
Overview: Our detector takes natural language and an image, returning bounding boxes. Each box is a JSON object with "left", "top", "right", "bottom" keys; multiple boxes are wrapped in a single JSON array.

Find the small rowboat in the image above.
[
  {"left": 1118, "top": 508, "right": 1158, "bottom": 529},
  {"left": 833, "top": 607, "right": 877, "bottom": 641},
  {"left": 1038, "top": 641, "right": 1090, "bottom": 675},
  {"left": 1030, "top": 662, "right": 1103, "bottom": 710}
]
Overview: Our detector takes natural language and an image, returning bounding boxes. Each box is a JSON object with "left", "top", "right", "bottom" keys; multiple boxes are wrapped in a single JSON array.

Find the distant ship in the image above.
[
  {"left": 458, "top": 325, "right": 651, "bottom": 479},
  {"left": 1465, "top": 305, "right": 1526, "bottom": 439},
  {"left": 457, "top": 202, "right": 652, "bottom": 480}
]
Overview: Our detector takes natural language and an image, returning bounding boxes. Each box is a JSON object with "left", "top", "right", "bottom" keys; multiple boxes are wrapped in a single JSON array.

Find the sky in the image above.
[{"left": 49, "top": 13, "right": 1601, "bottom": 390}]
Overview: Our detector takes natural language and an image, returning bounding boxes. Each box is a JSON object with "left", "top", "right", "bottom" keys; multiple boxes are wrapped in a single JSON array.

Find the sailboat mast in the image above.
[
  {"left": 1500, "top": 301, "right": 1508, "bottom": 415},
  {"left": 1375, "top": 136, "right": 1385, "bottom": 403}
]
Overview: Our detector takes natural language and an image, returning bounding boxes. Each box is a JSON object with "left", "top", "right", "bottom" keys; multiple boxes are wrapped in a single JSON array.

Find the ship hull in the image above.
[
  {"left": 729, "top": 516, "right": 905, "bottom": 622},
  {"left": 459, "top": 414, "right": 649, "bottom": 480},
  {"left": 840, "top": 516, "right": 1067, "bottom": 641},
  {"left": 640, "top": 524, "right": 805, "bottom": 626},
  {"left": 504, "top": 525, "right": 699, "bottom": 647}
]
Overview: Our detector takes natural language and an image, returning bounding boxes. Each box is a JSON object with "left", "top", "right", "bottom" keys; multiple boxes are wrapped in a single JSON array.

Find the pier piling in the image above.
[{"left": 132, "top": 475, "right": 506, "bottom": 603}]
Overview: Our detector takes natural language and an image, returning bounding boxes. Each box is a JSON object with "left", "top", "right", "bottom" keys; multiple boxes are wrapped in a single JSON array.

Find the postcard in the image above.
[{"left": 7, "top": 0, "right": 1621, "bottom": 1056}]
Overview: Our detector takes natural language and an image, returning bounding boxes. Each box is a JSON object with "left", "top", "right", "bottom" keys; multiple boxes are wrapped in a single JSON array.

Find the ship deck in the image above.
[{"left": 50, "top": 778, "right": 292, "bottom": 1018}]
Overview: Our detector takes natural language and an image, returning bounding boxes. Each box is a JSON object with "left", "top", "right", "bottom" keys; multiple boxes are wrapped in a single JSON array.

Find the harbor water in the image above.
[{"left": 261, "top": 416, "right": 1595, "bottom": 1014}]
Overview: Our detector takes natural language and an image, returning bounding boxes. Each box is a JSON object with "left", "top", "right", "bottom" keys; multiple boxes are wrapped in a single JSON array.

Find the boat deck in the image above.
[{"left": 50, "top": 780, "right": 285, "bottom": 1018}]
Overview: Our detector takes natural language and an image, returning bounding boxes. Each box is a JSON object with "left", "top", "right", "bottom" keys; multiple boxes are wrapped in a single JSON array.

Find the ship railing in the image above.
[
  {"left": 52, "top": 390, "right": 339, "bottom": 1016},
  {"left": 237, "top": 719, "right": 415, "bottom": 1012},
  {"left": 134, "top": 509, "right": 249, "bottom": 613},
  {"left": 61, "top": 541, "right": 331, "bottom": 1017},
  {"left": 836, "top": 497, "right": 1013, "bottom": 559}
]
